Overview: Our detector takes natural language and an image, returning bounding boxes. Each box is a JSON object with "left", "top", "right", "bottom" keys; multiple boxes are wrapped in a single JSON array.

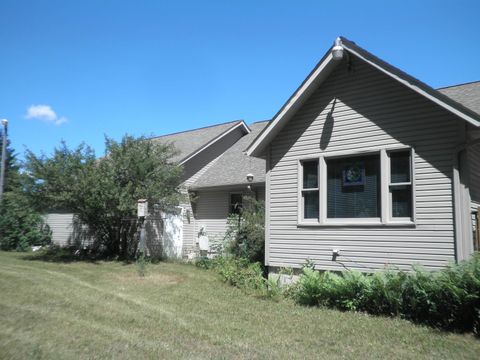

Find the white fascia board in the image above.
[
  {"left": 343, "top": 44, "right": 480, "bottom": 128},
  {"left": 179, "top": 121, "right": 250, "bottom": 165},
  {"left": 247, "top": 53, "right": 338, "bottom": 157}
]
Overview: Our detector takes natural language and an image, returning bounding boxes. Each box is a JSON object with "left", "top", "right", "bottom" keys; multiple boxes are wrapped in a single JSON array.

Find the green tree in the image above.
[
  {"left": 0, "top": 139, "right": 51, "bottom": 251},
  {"left": 0, "top": 137, "right": 21, "bottom": 193},
  {"left": 25, "top": 135, "right": 183, "bottom": 258}
]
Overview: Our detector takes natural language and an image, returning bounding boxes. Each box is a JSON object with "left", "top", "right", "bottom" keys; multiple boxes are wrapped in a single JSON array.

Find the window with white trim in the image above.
[{"left": 298, "top": 148, "right": 415, "bottom": 225}]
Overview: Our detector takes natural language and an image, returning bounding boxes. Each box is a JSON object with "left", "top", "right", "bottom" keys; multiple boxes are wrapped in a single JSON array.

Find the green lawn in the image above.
[{"left": 0, "top": 251, "right": 478, "bottom": 359}]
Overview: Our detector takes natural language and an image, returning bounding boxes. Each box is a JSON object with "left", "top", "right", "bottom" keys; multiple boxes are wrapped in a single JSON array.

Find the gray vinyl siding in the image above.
[
  {"left": 44, "top": 213, "right": 92, "bottom": 247},
  {"left": 268, "top": 59, "right": 460, "bottom": 272},
  {"left": 193, "top": 186, "right": 266, "bottom": 250},
  {"left": 195, "top": 191, "right": 230, "bottom": 249}
]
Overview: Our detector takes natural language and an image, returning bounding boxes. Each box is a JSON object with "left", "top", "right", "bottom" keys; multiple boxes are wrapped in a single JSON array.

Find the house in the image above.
[
  {"left": 247, "top": 37, "right": 480, "bottom": 274},
  {"left": 152, "top": 120, "right": 268, "bottom": 258},
  {"left": 45, "top": 120, "right": 268, "bottom": 258}
]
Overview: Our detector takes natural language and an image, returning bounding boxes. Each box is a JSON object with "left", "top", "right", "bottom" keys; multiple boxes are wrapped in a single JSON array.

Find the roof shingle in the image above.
[
  {"left": 191, "top": 121, "right": 269, "bottom": 189},
  {"left": 151, "top": 120, "right": 244, "bottom": 163}
]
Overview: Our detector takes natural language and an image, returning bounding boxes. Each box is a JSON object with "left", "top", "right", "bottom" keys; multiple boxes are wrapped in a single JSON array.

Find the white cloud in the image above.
[{"left": 25, "top": 104, "right": 68, "bottom": 126}]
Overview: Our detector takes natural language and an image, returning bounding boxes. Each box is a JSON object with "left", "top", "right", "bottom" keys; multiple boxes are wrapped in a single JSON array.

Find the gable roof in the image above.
[
  {"left": 438, "top": 81, "right": 480, "bottom": 116},
  {"left": 247, "top": 37, "right": 480, "bottom": 157},
  {"left": 190, "top": 121, "right": 269, "bottom": 190},
  {"left": 152, "top": 120, "right": 249, "bottom": 164}
]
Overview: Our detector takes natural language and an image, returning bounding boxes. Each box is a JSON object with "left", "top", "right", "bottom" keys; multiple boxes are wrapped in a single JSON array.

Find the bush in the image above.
[
  {"left": 0, "top": 192, "right": 51, "bottom": 251},
  {"left": 195, "top": 256, "right": 284, "bottom": 299},
  {"left": 293, "top": 253, "right": 480, "bottom": 334},
  {"left": 224, "top": 197, "right": 264, "bottom": 263}
]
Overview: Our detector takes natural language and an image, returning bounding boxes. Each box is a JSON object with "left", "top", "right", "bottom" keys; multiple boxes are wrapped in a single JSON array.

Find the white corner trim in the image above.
[{"left": 179, "top": 121, "right": 250, "bottom": 165}]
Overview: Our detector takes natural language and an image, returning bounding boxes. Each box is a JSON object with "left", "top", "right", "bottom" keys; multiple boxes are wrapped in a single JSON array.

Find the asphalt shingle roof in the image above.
[
  {"left": 191, "top": 121, "right": 269, "bottom": 189},
  {"left": 437, "top": 81, "right": 480, "bottom": 116},
  {"left": 151, "top": 120, "right": 244, "bottom": 163}
]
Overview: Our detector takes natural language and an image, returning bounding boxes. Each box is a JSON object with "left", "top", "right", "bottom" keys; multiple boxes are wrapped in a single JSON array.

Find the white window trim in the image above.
[{"left": 297, "top": 146, "right": 416, "bottom": 227}]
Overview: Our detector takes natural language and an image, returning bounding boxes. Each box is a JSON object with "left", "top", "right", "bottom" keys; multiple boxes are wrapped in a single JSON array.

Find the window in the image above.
[
  {"left": 301, "top": 160, "right": 319, "bottom": 220},
  {"left": 230, "top": 193, "right": 243, "bottom": 215},
  {"left": 389, "top": 150, "right": 412, "bottom": 219},
  {"left": 297, "top": 147, "right": 415, "bottom": 226},
  {"left": 327, "top": 154, "right": 380, "bottom": 218}
]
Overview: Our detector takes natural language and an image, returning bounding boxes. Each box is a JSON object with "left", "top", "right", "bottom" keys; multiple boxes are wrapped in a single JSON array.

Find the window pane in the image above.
[
  {"left": 303, "top": 191, "right": 319, "bottom": 219},
  {"left": 327, "top": 155, "right": 380, "bottom": 218},
  {"left": 391, "top": 186, "right": 412, "bottom": 218},
  {"left": 230, "top": 194, "right": 243, "bottom": 214},
  {"left": 390, "top": 151, "right": 410, "bottom": 183},
  {"left": 303, "top": 161, "right": 318, "bottom": 189}
]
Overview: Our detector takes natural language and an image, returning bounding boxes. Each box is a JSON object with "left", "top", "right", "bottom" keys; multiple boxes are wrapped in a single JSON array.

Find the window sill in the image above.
[{"left": 297, "top": 220, "right": 416, "bottom": 228}]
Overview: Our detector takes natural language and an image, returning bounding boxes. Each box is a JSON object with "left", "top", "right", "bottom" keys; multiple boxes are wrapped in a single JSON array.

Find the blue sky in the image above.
[{"left": 1, "top": 0, "right": 479, "bottom": 159}]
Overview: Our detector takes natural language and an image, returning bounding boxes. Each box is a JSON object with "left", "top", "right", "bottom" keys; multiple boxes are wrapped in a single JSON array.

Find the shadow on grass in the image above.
[{"left": 21, "top": 247, "right": 102, "bottom": 264}]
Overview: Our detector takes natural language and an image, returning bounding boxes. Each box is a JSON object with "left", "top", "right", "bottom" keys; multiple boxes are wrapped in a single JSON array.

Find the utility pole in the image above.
[{"left": 0, "top": 119, "right": 8, "bottom": 204}]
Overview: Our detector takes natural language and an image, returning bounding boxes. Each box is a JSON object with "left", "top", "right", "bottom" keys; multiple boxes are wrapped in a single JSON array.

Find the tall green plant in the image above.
[{"left": 224, "top": 196, "right": 265, "bottom": 263}]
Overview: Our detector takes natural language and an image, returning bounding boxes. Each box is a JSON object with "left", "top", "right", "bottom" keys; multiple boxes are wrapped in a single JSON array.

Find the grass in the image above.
[{"left": 0, "top": 251, "right": 478, "bottom": 359}]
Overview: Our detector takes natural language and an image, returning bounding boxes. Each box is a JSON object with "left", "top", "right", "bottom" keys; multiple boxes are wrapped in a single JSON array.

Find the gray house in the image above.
[
  {"left": 152, "top": 120, "right": 268, "bottom": 258},
  {"left": 247, "top": 37, "right": 480, "bottom": 273}
]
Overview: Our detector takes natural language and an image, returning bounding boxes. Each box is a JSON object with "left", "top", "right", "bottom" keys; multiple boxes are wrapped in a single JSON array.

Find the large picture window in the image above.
[
  {"left": 297, "top": 147, "right": 415, "bottom": 226},
  {"left": 327, "top": 155, "right": 380, "bottom": 218}
]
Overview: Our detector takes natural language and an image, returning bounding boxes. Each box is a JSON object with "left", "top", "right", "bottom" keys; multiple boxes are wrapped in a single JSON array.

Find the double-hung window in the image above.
[
  {"left": 300, "top": 160, "right": 319, "bottom": 221},
  {"left": 298, "top": 147, "right": 414, "bottom": 226},
  {"left": 388, "top": 150, "right": 413, "bottom": 220}
]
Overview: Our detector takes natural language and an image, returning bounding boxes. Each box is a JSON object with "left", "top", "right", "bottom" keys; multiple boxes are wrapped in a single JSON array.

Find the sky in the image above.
[{"left": 1, "top": 0, "right": 479, "bottom": 159}]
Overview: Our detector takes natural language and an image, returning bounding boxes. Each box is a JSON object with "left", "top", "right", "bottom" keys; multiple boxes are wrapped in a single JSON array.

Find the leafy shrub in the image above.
[
  {"left": 0, "top": 192, "right": 51, "bottom": 251},
  {"left": 292, "top": 253, "right": 480, "bottom": 334},
  {"left": 224, "top": 197, "right": 264, "bottom": 263}
]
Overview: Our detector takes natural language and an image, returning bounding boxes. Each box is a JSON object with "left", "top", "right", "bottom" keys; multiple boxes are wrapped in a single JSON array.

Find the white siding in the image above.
[{"left": 268, "top": 59, "right": 460, "bottom": 272}]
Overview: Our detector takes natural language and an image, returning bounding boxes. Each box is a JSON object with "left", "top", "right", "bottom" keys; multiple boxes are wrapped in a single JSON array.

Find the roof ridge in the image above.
[
  {"left": 148, "top": 119, "right": 244, "bottom": 140},
  {"left": 250, "top": 119, "right": 271, "bottom": 124},
  {"left": 437, "top": 80, "right": 480, "bottom": 90}
]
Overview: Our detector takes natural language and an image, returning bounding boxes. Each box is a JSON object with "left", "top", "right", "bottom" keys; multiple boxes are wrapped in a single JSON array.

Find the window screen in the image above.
[
  {"left": 302, "top": 160, "right": 319, "bottom": 219},
  {"left": 327, "top": 155, "right": 380, "bottom": 218},
  {"left": 390, "top": 150, "right": 412, "bottom": 218}
]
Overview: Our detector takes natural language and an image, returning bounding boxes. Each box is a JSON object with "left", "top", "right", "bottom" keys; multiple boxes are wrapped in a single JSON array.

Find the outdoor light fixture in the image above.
[
  {"left": 246, "top": 173, "right": 254, "bottom": 183},
  {"left": 331, "top": 37, "right": 344, "bottom": 61}
]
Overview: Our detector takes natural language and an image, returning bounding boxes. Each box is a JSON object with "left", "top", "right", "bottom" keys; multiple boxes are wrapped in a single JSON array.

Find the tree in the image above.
[
  {"left": 0, "top": 137, "right": 21, "bottom": 193},
  {"left": 0, "top": 139, "right": 51, "bottom": 251},
  {"left": 25, "top": 135, "right": 183, "bottom": 258}
]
